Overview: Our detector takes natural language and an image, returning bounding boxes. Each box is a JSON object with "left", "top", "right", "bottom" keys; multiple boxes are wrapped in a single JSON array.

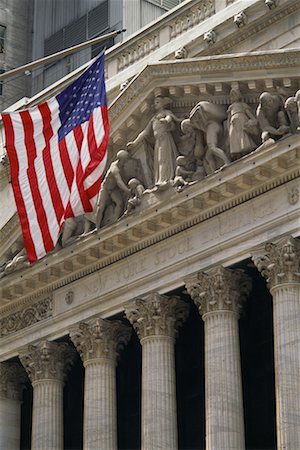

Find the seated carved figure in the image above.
[
  {"left": 256, "top": 92, "right": 290, "bottom": 143},
  {"left": 172, "top": 156, "right": 195, "bottom": 192},
  {"left": 189, "top": 101, "right": 230, "bottom": 173},
  {"left": 125, "top": 178, "right": 145, "bottom": 214}
]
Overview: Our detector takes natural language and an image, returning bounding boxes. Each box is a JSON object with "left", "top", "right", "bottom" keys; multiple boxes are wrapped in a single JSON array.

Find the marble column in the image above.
[
  {"left": 125, "top": 292, "right": 189, "bottom": 450},
  {"left": 19, "top": 341, "right": 76, "bottom": 450},
  {"left": 186, "top": 266, "right": 251, "bottom": 450},
  {"left": 253, "top": 236, "right": 300, "bottom": 450},
  {"left": 70, "top": 317, "right": 131, "bottom": 450},
  {"left": 0, "top": 362, "right": 27, "bottom": 450}
]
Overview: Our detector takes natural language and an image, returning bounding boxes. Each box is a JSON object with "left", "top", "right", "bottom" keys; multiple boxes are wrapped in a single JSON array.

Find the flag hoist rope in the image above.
[{"left": 0, "top": 29, "right": 126, "bottom": 82}]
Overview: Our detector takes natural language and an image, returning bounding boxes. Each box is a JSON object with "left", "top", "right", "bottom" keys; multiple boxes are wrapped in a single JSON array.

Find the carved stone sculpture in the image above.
[
  {"left": 172, "top": 156, "right": 195, "bottom": 192},
  {"left": 265, "top": 0, "right": 277, "bottom": 9},
  {"left": 203, "top": 30, "right": 216, "bottom": 45},
  {"left": 227, "top": 88, "right": 259, "bottom": 160},
  {"left": 124, "top": 178, "right": 145, "bottom": 214},
  {"left": 127, "top": 96, "right": 180, "bottom": 191},
  {"left": 294, "top": 89, "right": 300, "bottom": 131},
  {"left": 256, "top": 92, "right": 290, "bottom": 143},
  {"left": 189, "top": 101, "right": 230, "bottom": 172},
  {"left": 61, "top": 215, "right": 84, "bottom": 247},
  {"left": 174, "top": 47, "right": 188, "bottom": 59},
  {"left": 234, "top": 11, "right": 247, "bottom": 28},
  {"left": 284, "top": 96, "right": 300, "bottom": 134},
  {"left": 95, "top": 150, "right": 131, "bottom": 229},
  {"left": 4, "top": 247, "right": 28, "bottom": 273}
]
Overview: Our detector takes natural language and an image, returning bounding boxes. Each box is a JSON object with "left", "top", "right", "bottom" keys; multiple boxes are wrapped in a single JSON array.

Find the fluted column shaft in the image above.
[
  {"left": 186, "top": 266, "right": 251, "bottom": 450},
  {"left": 19, "top": 341, "right": 75, "bottom": 450},
  {"left": 0, "top": 397, "right": 21, "bottom": 450},
  {"left": 203, "top": 310, "right": 244, "bottom": 450},
  {"left": 141, "top": 335, "right": 177, "bottom": 450},
  {"left": 125, "top": 293, "right": 189, "bottom": 450},
  {"left": 253, "top": 236, "right": 300, "bottom": 450},
  {"left": 271, "top": 283, "right": 300, "bottom": 449},
  {"left": 0, "top": 362, "right": 26, "bottom": 450},
  {"left": 70, "top": 317, "right": 131, "bottom": 450},
  {"left": 83, "top": 358, "right": 117, "bottom": 450},
  {"left": 31, "top": 379, "right": 63, "bottom": 450}
]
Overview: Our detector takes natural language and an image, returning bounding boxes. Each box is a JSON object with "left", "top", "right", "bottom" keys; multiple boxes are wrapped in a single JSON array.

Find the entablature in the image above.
[{"left": 0, "top": 134, "right": 299, "bottom": 309}]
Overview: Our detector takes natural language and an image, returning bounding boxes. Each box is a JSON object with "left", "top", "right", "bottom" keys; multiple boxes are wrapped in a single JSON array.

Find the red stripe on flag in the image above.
[
  {"left": 58, "top": 137, "right": 74, "bottom": 191},
  {"left": 20, "top": 110, "right": 54, "bottom": 254},
  {"left": 38, "top": 102, "right": 64, "bottom": 224},
  {"left": 1, "top": 114, "right": 37, "bottom": 262}
]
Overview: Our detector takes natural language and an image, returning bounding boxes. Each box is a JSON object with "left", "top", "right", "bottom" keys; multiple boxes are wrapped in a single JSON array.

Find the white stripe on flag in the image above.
[
  {"left": 31, "top": 106, "right": 60, "bottom": 245},
  {"left": 10, "top": 113, "right": 46, "bottom": 258},
  {"left": 92, "top": 107, "right": 105, "bottom": 148}
]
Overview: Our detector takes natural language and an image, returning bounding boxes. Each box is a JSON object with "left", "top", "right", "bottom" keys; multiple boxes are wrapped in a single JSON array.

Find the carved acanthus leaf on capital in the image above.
[
  {"left": 69, "top": 317, "right": 131, "bottom": 363},
  {"left": 19, "top": 341, "right": 76, "bottom": 383},
  {"left": 253, "top": 236, "right": 300, "bottom": 289},
  {"left": 125, "top": 292, "right": 189, "bottom": 340},
  {"left": 0, "top": 362, "right": 28, "bottom": 401},
  {"left": 185, "top": 266, "right": 252, "bottom": 317}
]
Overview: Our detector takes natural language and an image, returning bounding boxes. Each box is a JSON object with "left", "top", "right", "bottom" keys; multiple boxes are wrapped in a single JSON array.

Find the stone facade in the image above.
[{"left": 0, "top": 0, "right": 299, "bottom": 449}]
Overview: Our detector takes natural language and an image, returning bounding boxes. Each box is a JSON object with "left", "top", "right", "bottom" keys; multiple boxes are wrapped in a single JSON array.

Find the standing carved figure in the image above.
[
  {"left": 95, "top": 150, "right": 131, "bottom": 229},
  {"left": 227, "top": 88, "right": 259, "bottom": 160},
  {"left": 256, "top": 92, "right": 290, "bottom": 143},
  {"left": 189, "top": 101, "right": 230, "bottom": 173},
  {"left": 127, "top": 96, "right": 179, "bottom": 191}
]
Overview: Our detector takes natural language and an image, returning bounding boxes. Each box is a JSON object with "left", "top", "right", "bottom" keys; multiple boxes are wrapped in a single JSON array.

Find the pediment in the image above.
[{"left": 0, "top": 47, "right": 299, "bottom": 306}]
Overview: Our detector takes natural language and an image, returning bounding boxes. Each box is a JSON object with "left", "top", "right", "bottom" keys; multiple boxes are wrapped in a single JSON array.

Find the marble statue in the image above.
[
  {"left": 284, "top": 96, "right": 299, "bottom": 134},
  {"left": 61, "top": 216, "right": 84, "bottom": 247},
  {"left": 124, "top": 178, "right": 145, "bottom": 214},
  {"left": 95, "top": 150, "right": 131, "bottom": 229},
  {"left": 203, "top": 30, "right": 216, "bottom": 45},
  {"left": 127, "top": 96, "right": 180, "bottom": 191},
  {"left": 256, "top": 92, "right": 290, "bottom": 143},
  {"left": 295, "top": 90, "right": 300, "bottom": 131},
  {"left": 227, "top": 88, "right": 259, "bottom": 160},
  {"left": 234, "top": 11, "right": 247, "bottom": 28},
  {"left": 172, "top": 156, "right": 195, "bottom": 192},
  {"left": 3, "top": 248, "right": 28, "bottom": 274},
  {"left": 189, "top": 101, "right": 230, "bottom": 172},
  {"left": 174, "top": 47, "right": 188, "bottom": 59}
]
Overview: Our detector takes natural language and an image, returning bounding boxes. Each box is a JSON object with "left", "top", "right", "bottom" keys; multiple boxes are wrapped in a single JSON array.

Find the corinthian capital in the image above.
[
  {"left": 125, "top": 292, "right": 189, "bottom": 341},
  {"left": 69, "top": 317, "right": 131, "bottom": 363},
  {"left": 253, "top": 236, "right": 300, "bottom": 289},
  {"left": 0, "top": 362, "right": 27, "bottom": 401},
  {"left": 185, "top": 266, "right": 252, "bottom": 318},
  {"left": 19, "top": 341, "right": 76, "bottom": 383}
]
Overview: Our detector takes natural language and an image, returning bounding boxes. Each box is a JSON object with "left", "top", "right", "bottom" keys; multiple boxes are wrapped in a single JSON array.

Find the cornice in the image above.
[
  {"left": 0, "top": 135, "right": 299, "bottom": 309},
  {"left": 109, "top": 49, "right": 300, "bottom": 123},
  {"left": 198, "top": 0, "right": 300, "bottom": 57}
]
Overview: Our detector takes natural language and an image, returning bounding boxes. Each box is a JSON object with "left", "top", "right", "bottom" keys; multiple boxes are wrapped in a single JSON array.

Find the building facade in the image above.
[
  {"left": 0, "top": 0, "right": 182, "bottom": 110},
  {"left": 0, "top": 0, "right": 300, "bottom": 449}
]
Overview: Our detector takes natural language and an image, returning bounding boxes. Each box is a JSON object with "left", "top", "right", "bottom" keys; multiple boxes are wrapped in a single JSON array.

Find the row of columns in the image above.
[{"left": 0, "top": 235, "right": 299, "bottom": 450}]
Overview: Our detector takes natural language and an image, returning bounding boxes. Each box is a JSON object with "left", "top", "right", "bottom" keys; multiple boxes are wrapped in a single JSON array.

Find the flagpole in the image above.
[{"left": 0, "top": 29, "right": 126, "bottom": 82}]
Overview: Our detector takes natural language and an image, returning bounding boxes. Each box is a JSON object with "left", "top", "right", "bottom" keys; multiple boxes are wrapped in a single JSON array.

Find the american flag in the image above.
[{"left": 2, "top": 53, "right": 109, "bottom": 263}]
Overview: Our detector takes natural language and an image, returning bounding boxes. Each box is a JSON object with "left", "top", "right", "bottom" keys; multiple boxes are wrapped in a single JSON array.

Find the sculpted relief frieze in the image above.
[{"left": 0, "top": 296, "right": 52, "bottom": 337}]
